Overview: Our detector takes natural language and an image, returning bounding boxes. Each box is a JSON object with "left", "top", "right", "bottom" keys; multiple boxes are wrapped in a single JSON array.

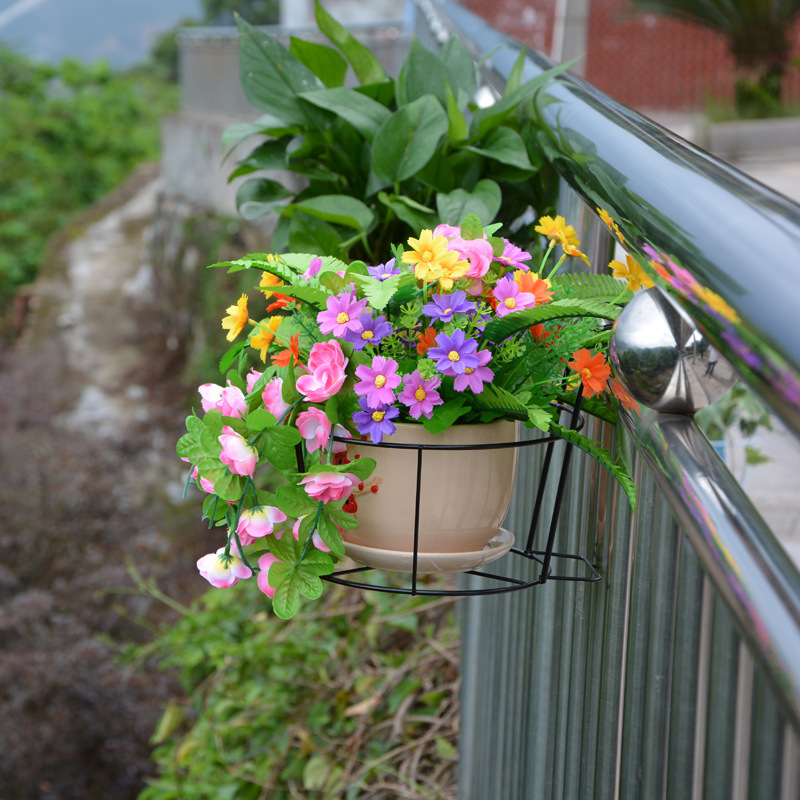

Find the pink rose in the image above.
[
  {"left": 236, "top": 505, "right": 287, "bottom": 545},
  {"left": 219, "top": 425, "right": 257, "bottom": 477},
  {"left": 296, "top": 340, "right": 348, "bottom": 403},
  {"left": 296, "top": 408, "right": 332, "bottom": 453},
  {"left": 246, "top": 368, "right": 263, "bottom": 394},
  {"left": 199, "top": 382, "right": 247, "bottom": 418},
  {"left": 299, "top": 470, "right": 358, "bottom": 504},
  {"left": 433, "top": 223, "right": 461, "bottom": 238},
  {"left": 262, "top": 376, "right": 290, "bottom": 418},
  {"left": 197, "top": 546, "right": 252, "bottom": 588},
  {"left": 257, "top": 553, "right": 281, "bottom": 598},
  {"left": 448, "top": 236, "right": 494, "bottom": 278}
]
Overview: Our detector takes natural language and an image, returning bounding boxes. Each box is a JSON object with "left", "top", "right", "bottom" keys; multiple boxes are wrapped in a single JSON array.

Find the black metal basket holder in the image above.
[{"left": 323, "top": 390, "right": 602, "bottom": 597}]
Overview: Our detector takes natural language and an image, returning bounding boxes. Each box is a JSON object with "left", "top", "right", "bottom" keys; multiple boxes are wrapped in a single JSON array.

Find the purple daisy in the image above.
[
  {"left": 367, "top": 258, "right": 400, "bottom": 281},
  {"left": 344, "top": 311, "right": 393, "bottom": 351},
  {"left": 454, "top": 349, "right": 494, "bottom": 393},
  {"left": 316, "top": 291, "right": 368, "bottom": 337},
  {"left": 494, "top": 240, "right": 532, "bottom": 270},
  {"left": 427, "top": 329, "right": 480, "bottom": 376},
  {"left": 354, "top": 355, "right": 401, "bottom": 407},
  {"left": 492, "top": 276, "right": 536, "bottom": 317},
  {"left": 397, "top": 371, "right": 443, "bottom": 419},
  {"left": 352, "top": 398, "right": 399, "bottom": 443},
  {"left": 422, "top": 290, "right": 476, "bottom": 323}
]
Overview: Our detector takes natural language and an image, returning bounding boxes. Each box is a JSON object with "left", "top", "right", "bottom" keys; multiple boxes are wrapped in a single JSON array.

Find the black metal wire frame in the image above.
[{"left": 319, "top": 389, "right": 603, "bottom": 597}]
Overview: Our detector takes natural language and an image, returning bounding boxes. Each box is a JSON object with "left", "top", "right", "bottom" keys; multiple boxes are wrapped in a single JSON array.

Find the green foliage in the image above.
[
  {"left": 0, "top": 48, "right": 176, "bottom": 301},
  {"left": 133, "top": 583, "right": 459, "bottom": 800},
  {"left": 228, "top": 5, "right": 560, "bottom": 262}
]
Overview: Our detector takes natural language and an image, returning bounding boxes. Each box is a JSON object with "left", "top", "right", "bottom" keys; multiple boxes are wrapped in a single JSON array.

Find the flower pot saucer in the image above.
[{"left": 342, "top": 528, "right": 515, "bottom": 574}]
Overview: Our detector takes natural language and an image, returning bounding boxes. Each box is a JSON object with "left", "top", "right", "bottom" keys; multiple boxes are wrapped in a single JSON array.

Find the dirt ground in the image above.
[{"left": 0, "top": 164, "right": 240, "bottom": 799}]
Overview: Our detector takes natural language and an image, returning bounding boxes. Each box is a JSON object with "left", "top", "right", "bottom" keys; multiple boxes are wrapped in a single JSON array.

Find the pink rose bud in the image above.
[
  {"left": 257, "top": 553, "right": 281, "bottom": 598},
  {"left": 219, "top": 425, "right": 257, "bottom": 477},
  {"left": 236, "top": 505, "right": 287, "bottom": 545},
  {"left": 296, "top": 408, "right": 332, "bottom": 453},
  {"left": 262, "top": 376, "right": 290, "bottom": 418},
  {"left": 246, "top": 368, "right": 264, "bottom": 394},
  {"left": 197, "top": 547, "right": 252, "bottom": 588},
  {"left": 198, "top": 381, "right": 247, "bottom": 418},
  {"left": 299, "top": 470, "right": 358, "bottom": 504}
]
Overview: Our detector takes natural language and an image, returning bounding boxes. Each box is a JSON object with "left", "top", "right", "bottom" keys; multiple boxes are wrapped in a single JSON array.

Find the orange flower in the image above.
[
  {"left": 266, "top": 293, "right": 292, "bottom": 313},
  {"left": 514, "top": 270, "right": 553, "bottom": 304},
  {"left": 611, "top": 377, "right": 640, "bottom": 413},
  {"left": 271, "top": 333, "right": 300, "bottom": 367},
  {"left": 562, "top": 242, "right": 591, "bottom": 266},
  {"left": 567, "top": 349, "right": 611, "bottom": 398},
  {"left": 610, "top": 255, "right": 654, "bottom": 292},
  {"left": 534, "top": 215, "right": 580, "bottom": 247},
  {"left": 221, "top": 294, "right": 248, "bottom": 342},
  {"left": 250, "top": 315, "right": 282, "bottom": 362},
  {"left": 416, "top": 327, "right": 437, "bottom": 355}
]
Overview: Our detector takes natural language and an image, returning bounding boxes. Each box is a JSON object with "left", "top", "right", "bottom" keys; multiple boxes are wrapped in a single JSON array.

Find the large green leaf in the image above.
[
  {"left": 236, "top": 17, "right": 324, "bottom": 125},
  {"left": 289, "top": 37, "right": 347, "bottom": 88},
  {"left": 371, "top": 95, "right": 448, "bottom": 185},
  {"left": 436, "top": 179, "right": 501, "bottom": 226},
  {"left": 235, "top": 178, "right": 293, "bottom": 221},
  {"left": 315, "top": 0, "right": 386, "bottom": 85},
  {"left": 287, "top": 213, "right": 343, "bottom": 257},
  {"left": 397, "top": 39, "right": 459, "bottom": 108},
  {"left": 437, "top": 36, "right": 477, "bottom": 102},
  {"left": 552, "top": 423, "right": 637, "bottom": 510},
  {"left": 470, "top": 60, "right": 575, "bottom": 139},
  {"left": 299, "top": 87, "right": 391, "bottom": 141},
  {"left": 482, "top": 299, "right": 621, "bottom": 342},
  {"left": 445, "top": 83, "right": 468, "bottom": 142},
  {"left": 465, "top": 127, "right": 535, "bottom": 171},
  {"left": 290, "top": 195, "right": 375, "bottom": 233},
  {"left": 222, "top": 113, "right": 297, "bottom": 152}
]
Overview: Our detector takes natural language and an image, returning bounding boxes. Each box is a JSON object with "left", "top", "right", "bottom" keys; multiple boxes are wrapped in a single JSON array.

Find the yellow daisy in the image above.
[
  {"left": 221, "top": 294, "right": 248, "bottom": 342},
  {"left": 259, "top": 270, "right": 284, "bottom": 299},
  {"left": 534, "top": 215, "right": 580, "bottom": 247},
  {"left": 402, "top": 230, "right": 457, "bottom": 283},
  {"left": 596, "top": 207, "right": 626, "bottom": 244},
  {"left": 610, "top": 255, "right": 654, "bottom": 292}
]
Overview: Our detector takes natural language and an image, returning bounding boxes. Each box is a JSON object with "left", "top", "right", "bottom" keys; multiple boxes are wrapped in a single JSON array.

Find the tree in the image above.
[
  {"left": 201, "top": 0, "right": 279, "bottom": 25},
  {"left": 629, "top": 0, "right": 800, "bottom": 116}
]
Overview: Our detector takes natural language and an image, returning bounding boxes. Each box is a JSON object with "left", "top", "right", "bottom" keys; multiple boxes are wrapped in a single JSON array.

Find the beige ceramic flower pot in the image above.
[{"left": 342, "top": 420, "right": 519, "bottom": 564}]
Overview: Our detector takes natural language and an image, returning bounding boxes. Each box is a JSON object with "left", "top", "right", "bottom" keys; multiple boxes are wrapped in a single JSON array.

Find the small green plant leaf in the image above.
[
  {"left": 276, "top": 485, "right": 318, "bottom": 518},
  {"left": 422, "top": 398, "right": 469, "bottom": 435},
  {"left": 316, "top": 514, "right": 346, "bottom": 556},
  {"left": 436, "top": 179, "right": 501, "bottom": 226},
  {"left": 289, "top": 37, "right": 347, "bottom": 88},
  {"left": 272, "top": 572, "right": 301, "bottom": 619},
  {"left": 235, "top": 178, "right": 293, "bottom": 221},
  {"left": 351, "top": 273, "right": 400, "bottom": 311},
  {"left": 315, "top": 0, "right": 386, "bottom": 85},
  {"left": 465, "top": 126, "right": 535, "bottom": 171}
]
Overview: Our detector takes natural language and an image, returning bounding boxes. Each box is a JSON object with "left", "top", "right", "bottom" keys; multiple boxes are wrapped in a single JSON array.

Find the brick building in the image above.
[{"left": 457, "top": 0, "right": 800, "bottom": 110}]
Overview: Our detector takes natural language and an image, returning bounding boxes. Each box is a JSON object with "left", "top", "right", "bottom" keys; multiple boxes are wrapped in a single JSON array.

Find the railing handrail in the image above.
[
  {"left": 435, "top": 0, "right": 800, "bottom": 443},
  {"left": 177, "top": 19, "right": 408, "bottom": 42}
]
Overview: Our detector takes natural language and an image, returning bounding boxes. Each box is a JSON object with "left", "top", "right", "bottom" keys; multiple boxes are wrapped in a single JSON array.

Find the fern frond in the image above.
[
  {"left": 552, "top": 422, "right": 636, "bottom": 510},
  {"left": 551, "top": 274, "right": 629, "bottom": 302}
]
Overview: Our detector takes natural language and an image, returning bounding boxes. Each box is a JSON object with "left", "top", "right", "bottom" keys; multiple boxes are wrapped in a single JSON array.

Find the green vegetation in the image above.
[
  {"left": 130, "top": 576, "right": 459, "bottom": 800},
  {"left": 227, "top": 2, "right": 560, "bottom": 264},
  {"left": 0, "top": 47, "right": 176, "bottom": 304}
]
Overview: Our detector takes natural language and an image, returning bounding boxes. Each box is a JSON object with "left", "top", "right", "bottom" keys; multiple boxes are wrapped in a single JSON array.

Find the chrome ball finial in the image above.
[{"left": 609, "top": 287, "right": 737, "bottom": 414}]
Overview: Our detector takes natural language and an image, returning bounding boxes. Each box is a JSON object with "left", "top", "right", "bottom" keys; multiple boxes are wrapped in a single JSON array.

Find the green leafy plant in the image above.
[
  {"left": 131, "top": 576, "right": 460, "bottom": 800},
  {"left": 224, "top": 2, "right": 564, "bottom": 263},
  {"left": 0, "top": 48, "right": 176, "bottom": 305}
]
